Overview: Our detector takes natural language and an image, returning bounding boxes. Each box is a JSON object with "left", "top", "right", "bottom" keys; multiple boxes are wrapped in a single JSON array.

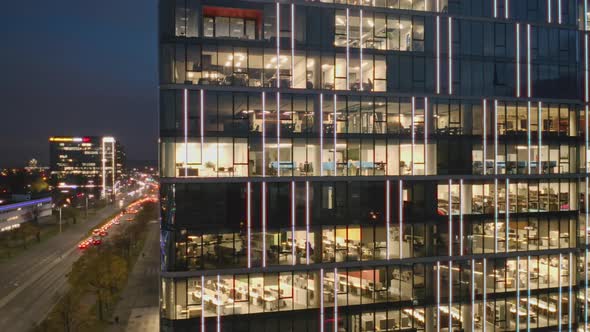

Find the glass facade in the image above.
[{"left": 159, "top": 0, "right": 590, "bottom": 331}]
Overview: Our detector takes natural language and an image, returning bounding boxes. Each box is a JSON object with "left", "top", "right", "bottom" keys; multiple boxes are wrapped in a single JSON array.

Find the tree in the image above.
[
  {"left": 61, "top": 207, "right": 79, "bottom": 224},
  {"left": 15, "top": 222, "right": 39, "bottom": 249},
  {"left": 111, "top": 233, "right": 133, "bottom": 262},
  {"left": 33, "top": 291, "right": 93, "bottom": 332},
  {"left": 68, "top": 248, "right": 128, "bottom": 321},
  {"left": 55, "top": 292, "right": 77, "bottom": 332},
  {"left": 30, "top": 177, "right": 48, "bottom": 193}
]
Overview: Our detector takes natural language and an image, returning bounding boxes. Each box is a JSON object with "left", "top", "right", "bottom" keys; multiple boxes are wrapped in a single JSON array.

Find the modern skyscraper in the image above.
[
  {"left": 49, "top": 136, "right": 124, "bottom": 198},
  {"left": 159, "top": 1, "right": 590, "bottom": 331}
]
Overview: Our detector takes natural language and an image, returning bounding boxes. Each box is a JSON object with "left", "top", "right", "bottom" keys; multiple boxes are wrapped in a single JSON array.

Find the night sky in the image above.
[{"left": 0, "top": 1, "right": 158, "bottom": 167}]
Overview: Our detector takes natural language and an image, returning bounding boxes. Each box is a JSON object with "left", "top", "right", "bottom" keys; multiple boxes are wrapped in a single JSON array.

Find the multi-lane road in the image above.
[{"left": 0, "top": 193, "right": 148, "bottom": 331}]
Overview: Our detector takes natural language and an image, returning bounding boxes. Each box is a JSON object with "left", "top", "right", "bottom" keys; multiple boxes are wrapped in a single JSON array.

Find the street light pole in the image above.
[
  {"left": 59, "top": 207, "right": 62, "bottom": 233},
  {"left": 85, "top": 195, "right": 88, "bottom": 218}
]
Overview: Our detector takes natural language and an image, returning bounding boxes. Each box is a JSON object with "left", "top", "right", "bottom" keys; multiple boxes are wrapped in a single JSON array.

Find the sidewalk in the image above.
[{"left": 107, "top": 220, "right": 160, "bottom": 332}]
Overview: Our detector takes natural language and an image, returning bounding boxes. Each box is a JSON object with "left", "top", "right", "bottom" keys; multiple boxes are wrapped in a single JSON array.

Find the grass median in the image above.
[{"left": 0, "top": 205, "right": 103, "bottom": 262}]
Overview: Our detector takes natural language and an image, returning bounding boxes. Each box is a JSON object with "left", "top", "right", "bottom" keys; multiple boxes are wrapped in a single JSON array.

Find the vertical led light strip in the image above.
[
  {"left": 448, "top": 261, "right": 452, "bottom": 332},
  {"left": 200, "top": 90, "right": 204, "bottom": 155},
  {"left": 183, "top": 89, "right": 188, "bottom": 177},
  {"left": 483, "top": 258, "right": 487, "bottom": 332},
  {"left": 459, "top": 179, "right": 463, "bottom": 255},
  {"left": 520, "top": 255, "right": 528, "bottom": 331},
  {"left": 527, "top": 24, "right": 531, "bottom": 98},
  {"left": 424, "top": 97, "right": 429, "bottom": 173},
  {"left": 557, "top": 0, "right": 561, "bottom": 24},
  {"left": 584, "top": 184, "right": 588, "bottom": 312},
  {"left": 436, "top": 16, "right": 440, "bottom": 94},
  {"left": 334, "top": 267, "right": 338, "bottom": 332},
  {"left": 494, "top": 178, "right": 499, "bottom": 253},
  {"left": 516, "top": 23, "right": 520, "bottom": 98},
  {"left": 527, "top": 255, "right": 531, "bottom": 330},
  {"left": 587, "top": 177, "right": 590, "bottom": 247},
  {"left": 587, "top": 84, "right": 590, "bottom": 279},
  {"left": 448, "top": 17, "right": 452, "bottom": 95},
  {"left": 247, "top": 182, "right": 251, "bottom": 268},
  {"left": 333, "top": 95, "right": 337, "bottom": 173},
  {"left": 586, "top": 106, "right": 589, "bottom": 235},
  {"left": 201, "top": 275, "right": 205, "bottom": 331},
  {"left": 399, "top": 180, "right": 403, "bottom": 259},
  {"left": 291, "top": 181, "right": 296, "bottom": 266},
  {"left": 504, "top": 0, "right": 509, "bottom": 18},
  {"left": 359, "top": 10, "right": 363, "bottom": 91},
  {"left": 101, "top": 139, "right": 106, "bottom": 198},
  {"left": 436, "top": 261, "right": 441, "bottom": 332},
  {"left": 538, "top": 102, "right": 542, "bottom": 175},
  {"left": 585, "top": 35, "right": 589, "bottom": 103},
  {"left": 527, "top": 101, "right": 532, "bottom": 174},
  {"left": 483, "top": 99, "right": 487, "bottom": 176},
  {"left": 262, "top": 182, "right": 267, "bottom": 268},
  {"left": 411, "top": 97, "right": 416, "bottom": 175},
  {"left": 262, "top": 92, "right": 266, "bottom": 178},
  {"left": 216, "top": 274, "right": 221, "bottom": 332},
  {"left": 494, "top": 100, "right": 499, "bottom": 174},
  {"left": 320, "top": 94, "right": 324, "bottom": 176},
  {"left": 585, "top": 0, "right": 589, "bottom": 31},
  {"left": 584, "top": 249, "right": 588, "bottom": 329},
  {"left": 558, "top": 254, "right": 562, "bottom": 329},
  {"left": 494, "top": 0, "right": 498, "bottom": 18},
  {"left": 291, "top": 4, "right": 295, "bottom": 87},
  {"left": 471, "top": 258, "right": 475, "bottom": 332},
  {"left": 448, "top": 179, "right": 453, "bottom": 256},
  {"left": 505, "top": 179, "right": 510, "bottom": 253},
  {"left": 276, "top": 3, "right": 280, "bottom": 88},
  {"left": 346, "top": 9, "right": 350, "bottom": 90},
  {"left": 111, "top": 142, "right": 115, "bottom": 196},
  {"left": 568, "top": 252, "right": 573, "bottom": 330},
  {"left": 386, "top": 180, "right": 391, "bottom": 259},
  {"left": 320, "top": 268, "right": 324, "bottom": 332},
  {"left": 306, "top": 181, "right": 310, "bottom": 265},
  {"left": 584, "top": 105, "right": 590, "bottom": 175},
  {"left": 548, "top": 0, "right": 552, "bottom": 23},
  {"left": 277, "top": 93, "right": 281, "bottom": 177}
]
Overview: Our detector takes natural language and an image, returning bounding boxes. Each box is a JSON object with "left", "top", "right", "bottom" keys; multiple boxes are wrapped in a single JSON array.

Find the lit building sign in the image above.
[{"left": 49, "top": 137, "right": 92, "bottom": 143}]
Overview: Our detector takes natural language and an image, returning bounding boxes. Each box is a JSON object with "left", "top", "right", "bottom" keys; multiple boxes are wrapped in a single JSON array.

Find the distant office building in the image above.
[
  {"left": 159, "top": 1, "right": 590, "bottom": 331},
  {"left": 49, "top": 136, "right": 124, "bottom": 198},
  {"left": 116, "top": 143, "right": 127, "bottom": 180},
  {"left": 0, "top": 197, "right": 52, "bottom": 232},
  {"left": 24, "top": 158, "right": 48, "bottom": 173}
]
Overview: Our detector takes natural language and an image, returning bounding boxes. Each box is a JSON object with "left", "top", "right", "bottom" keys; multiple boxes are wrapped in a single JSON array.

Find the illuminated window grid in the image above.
[{"left": 161, "top": 1, "right": 587, "bottom": 330}]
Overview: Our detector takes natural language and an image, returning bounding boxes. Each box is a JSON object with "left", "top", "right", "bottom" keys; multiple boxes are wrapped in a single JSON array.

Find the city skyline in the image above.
[{"left": 0, "top": 0, "right": 158, "bottom": 167}]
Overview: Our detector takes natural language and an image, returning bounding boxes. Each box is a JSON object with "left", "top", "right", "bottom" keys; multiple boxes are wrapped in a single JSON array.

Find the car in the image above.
[
  {"left": 126, "top": 216, "right": 134, "bottom": 222},
  {"left": 114, "top": 220, "right": 120, "bottom": 225},
  {"left": 78, "top": 242, "right": 89, "bottom": 250},
  {"left": 92, "top": 239, "right": 102, "bottom": 246},
  {"left": 99, "top": 231, "right": 107, "bottom": 237},
  {"left": 92, "top": 229, "right": 100, "bottom": 235}
]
